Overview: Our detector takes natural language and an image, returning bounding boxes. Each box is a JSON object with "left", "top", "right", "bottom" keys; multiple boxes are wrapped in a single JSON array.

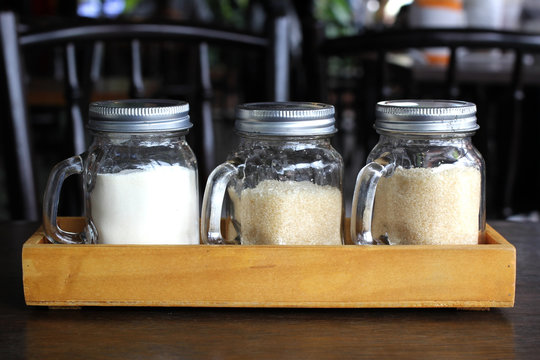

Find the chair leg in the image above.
[
  {"left": 504, "top": 51, "right": 525, "bottom": 217},
  {"left": 197, "top": 42, "right": 215, "bottom": 181},
  {"left": 268, "top": 13, "right": 289, "bottom": 101},
  {"left": 129, "top": 39, "right": 145, "bottom": 99},
  {"left": 64, "top": 42, "right": 86, "bottom": 155},
  {"left": 0, "top": 11, "right": 39, "bottom": 220}
]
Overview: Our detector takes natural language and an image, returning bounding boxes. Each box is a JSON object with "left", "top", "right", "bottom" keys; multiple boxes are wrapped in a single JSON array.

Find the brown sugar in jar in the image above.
[{"left": 352, "top": 100, "right": 485, "bottom": 245}]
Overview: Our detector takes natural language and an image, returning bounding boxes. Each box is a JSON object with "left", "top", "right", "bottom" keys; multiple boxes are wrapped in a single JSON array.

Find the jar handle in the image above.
[
  {"left": 42, "top": 155, "right": 86, "bottom": 244},
  {"left": 201, "top": 162, "right": 238, "bottom": 244},
  {"left": 351, "top": 154, "right": 394, "bottom": 245}
]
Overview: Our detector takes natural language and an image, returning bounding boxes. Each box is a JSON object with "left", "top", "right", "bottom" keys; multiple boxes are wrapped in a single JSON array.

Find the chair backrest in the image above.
[
  {"left": 316, "top": 28, "right": 540, "bottom": 218},
  {"left": 0, "top": 11, "right": 289, "bottom": 220}
]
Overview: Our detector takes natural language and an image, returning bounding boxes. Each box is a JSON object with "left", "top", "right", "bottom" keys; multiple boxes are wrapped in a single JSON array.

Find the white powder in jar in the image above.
[
  {"left": 90, "top": 166, "right": 199, "bottom": 244},
  {"left": 229, "top": 180, "right": 342, "bottom": 245},
  {"left": 372, "top": 164, "right": 481, "bottom": 245}
]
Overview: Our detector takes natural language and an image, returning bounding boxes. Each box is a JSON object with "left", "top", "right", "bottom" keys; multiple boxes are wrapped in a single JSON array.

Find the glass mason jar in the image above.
[
  {"left": 351, "top": 100, "right": 485, "bottom": 245},
  {"left": 201, "top": 102, "right": 344, "bottom": 245},
  {"left": 43, "top": 99, "right": 199, "bottom": 244}
]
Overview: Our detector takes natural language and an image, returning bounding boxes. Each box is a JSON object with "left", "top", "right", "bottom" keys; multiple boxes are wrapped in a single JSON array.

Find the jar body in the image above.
[
  {"left": 209, "top": 134, "right": 344, "bottom": 245},
  {"left": 365, "top": 132, "right": 485, "bottom": 245},
  {"left": 83, "top": 131, "right": 199, "bottom": 244}
]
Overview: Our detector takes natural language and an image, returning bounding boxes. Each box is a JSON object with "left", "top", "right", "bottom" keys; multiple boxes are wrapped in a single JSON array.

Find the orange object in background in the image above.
[
  {"left": 409, "top": 0, "right": 466, "bottom": 65},
  {"left": 415, "top": 0, "right": 463, "bottom": 11}
]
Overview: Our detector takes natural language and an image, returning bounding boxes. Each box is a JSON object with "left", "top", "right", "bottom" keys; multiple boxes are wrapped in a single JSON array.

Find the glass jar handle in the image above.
[
  {"left": 201, "top": 162, "right": 238, "bottom": 244},
  {"left": 43, "top": 155, "right": 85, "bottom": 244},
  {"left": 351, "top": 154, "right": 394, "bottom": 245}
]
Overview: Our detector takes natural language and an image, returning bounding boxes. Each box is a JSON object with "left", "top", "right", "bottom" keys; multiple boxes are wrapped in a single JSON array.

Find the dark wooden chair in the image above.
[
  {"left": 316, "top": 27, "right": 540, "bottom": 218},
  {"left": 0, "top": 10, "right": 289, "bottom": 220}
]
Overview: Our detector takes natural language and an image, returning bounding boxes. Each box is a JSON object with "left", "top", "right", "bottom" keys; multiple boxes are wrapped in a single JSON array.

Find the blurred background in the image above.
[{"left": 1, "top": 0, "right": 539, "bottom": 222}]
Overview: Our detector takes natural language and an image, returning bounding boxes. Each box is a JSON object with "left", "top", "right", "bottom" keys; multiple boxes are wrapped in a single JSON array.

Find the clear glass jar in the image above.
[
  {"left": 351, "top": 100, "right": 485, "bottom": 245},
  {"left": 202, "top": 102, "right": 344, "bottom": 245},
  {"left": 43, "top": 99, "right": 199, "bottom": 244}
]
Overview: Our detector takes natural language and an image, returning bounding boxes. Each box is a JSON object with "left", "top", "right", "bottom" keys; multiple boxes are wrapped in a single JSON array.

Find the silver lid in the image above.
[
  {"left": 88, "top": 99, "right": 192, "bottom": 133},
  {"left": 375, "top": 100, "right": 478, "bottom": 134},
  {"left": 235, "top": 102, "right": 336, "bottom": 136}
]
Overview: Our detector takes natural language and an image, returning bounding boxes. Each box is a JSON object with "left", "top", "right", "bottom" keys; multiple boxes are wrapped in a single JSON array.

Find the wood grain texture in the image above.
[{"left": 22, "top": 217, "right": 515, "bottom": 308}]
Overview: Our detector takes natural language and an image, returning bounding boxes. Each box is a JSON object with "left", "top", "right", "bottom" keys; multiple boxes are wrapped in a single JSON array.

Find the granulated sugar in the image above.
[
  {"left": 229, "top": 180, "right": 342, "bottom": 245},
  {"left": 372, "top": 164, "right": 481, "bottom": 245},
  {"left": 90, "top": 165, "right": 199, "bottom": 244}
]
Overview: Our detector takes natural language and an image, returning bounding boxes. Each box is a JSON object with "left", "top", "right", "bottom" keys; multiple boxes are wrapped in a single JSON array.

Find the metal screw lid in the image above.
[
  {"left": 235, "top": 102, "right": 336, "bottom": 136},
  {"left": 88, "top": 99, "right": 192, "bottom": 133},
  {"left": 375, "top": 100, "right": 479, "bottom": 134}
]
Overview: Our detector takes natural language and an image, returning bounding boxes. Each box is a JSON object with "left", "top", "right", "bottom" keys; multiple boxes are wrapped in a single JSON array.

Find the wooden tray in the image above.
[{"left": 22, "top": 217, "right": 515, "bottom": 308}]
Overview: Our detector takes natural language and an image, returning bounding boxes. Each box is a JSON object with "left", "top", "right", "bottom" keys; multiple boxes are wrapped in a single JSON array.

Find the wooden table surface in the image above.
[{"left": 1, "top": 220, "right": 539, "bottom": 359}]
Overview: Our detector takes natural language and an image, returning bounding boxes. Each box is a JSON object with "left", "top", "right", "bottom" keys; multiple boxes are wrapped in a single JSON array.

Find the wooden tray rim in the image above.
[{"left": 24, "top": 218, "right": 513, "bottom": 250}]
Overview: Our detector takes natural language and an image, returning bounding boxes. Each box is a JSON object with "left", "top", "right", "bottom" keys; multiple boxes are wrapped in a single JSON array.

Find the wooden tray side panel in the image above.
[{"left": 23, "top": 223, "right": 515, "bottom": 308}]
